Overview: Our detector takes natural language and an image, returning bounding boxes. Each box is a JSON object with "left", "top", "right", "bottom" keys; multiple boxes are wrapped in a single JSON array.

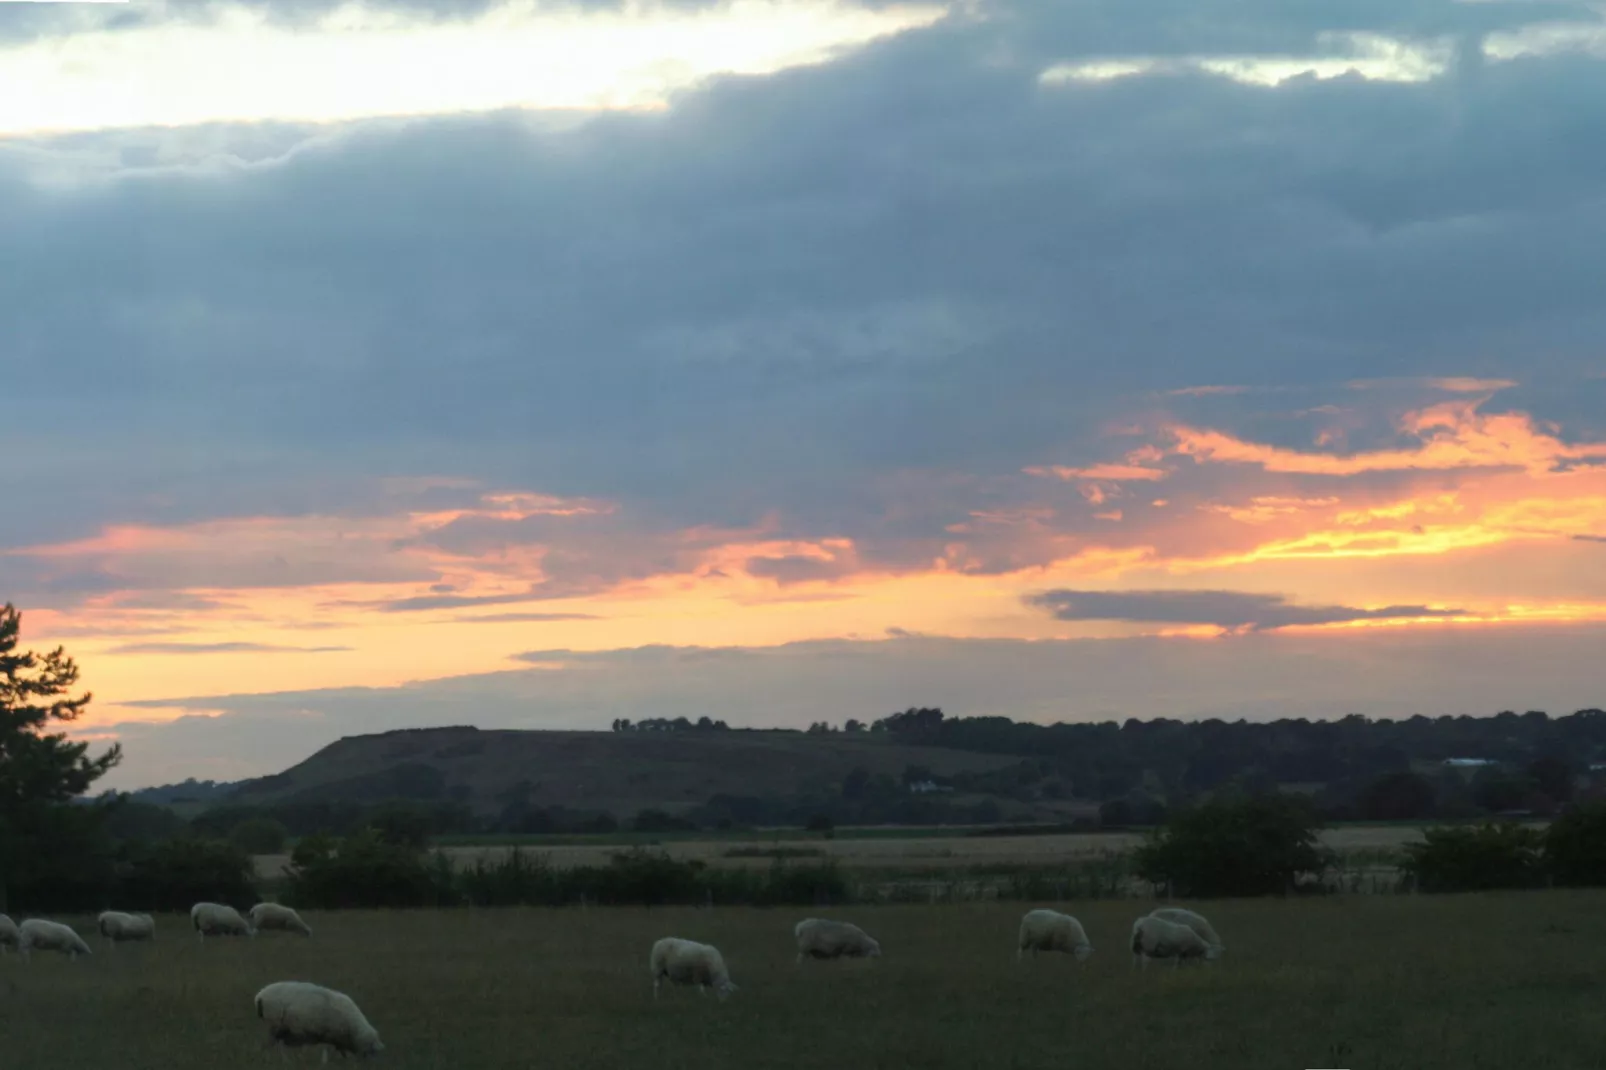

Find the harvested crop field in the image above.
[{"left": 254, "top": 821, "right": 1523, "bottom": 879}]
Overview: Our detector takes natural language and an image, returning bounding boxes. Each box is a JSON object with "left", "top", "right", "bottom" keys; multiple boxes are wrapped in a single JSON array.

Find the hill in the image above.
[{"left": 226, "top": 725, "right": 1026, "bottom": 819}]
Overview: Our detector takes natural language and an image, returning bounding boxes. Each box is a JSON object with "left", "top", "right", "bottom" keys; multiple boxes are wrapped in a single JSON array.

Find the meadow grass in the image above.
[{"left": 3, "top": 891, "right": 1604, "bottom": 1069}]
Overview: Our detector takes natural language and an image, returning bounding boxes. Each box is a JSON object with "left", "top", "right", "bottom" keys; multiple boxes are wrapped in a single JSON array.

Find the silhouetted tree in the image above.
[
  {"left": 1134, "top": 793, "right": 1330, "bottom": 897},
  {"left": 0, "top": 603, "right": 121, "bottom": 910},
  {"left": 841, "top": 767, "right": 870, "bottom": 802},
  {"left": 1357, "top": 771, "right": 1437, "bottom": 820},
  {"left": 1527, "top": 756, "right": 1574, "bottom": 804},
  {"left": 1544, "top": 801, "right": 1606, "bottom": 886},
  {"left": 1402, "top": 823, "right": 1545, "bottom": 892}
]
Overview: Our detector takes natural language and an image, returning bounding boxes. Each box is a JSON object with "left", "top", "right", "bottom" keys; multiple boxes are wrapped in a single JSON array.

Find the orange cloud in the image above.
[
  {"left": 1164, "top": 397, "right": 1606, "bottom": 476},
  {"left": 10, "top": 387, "right": 1606, "bottom": 731}
]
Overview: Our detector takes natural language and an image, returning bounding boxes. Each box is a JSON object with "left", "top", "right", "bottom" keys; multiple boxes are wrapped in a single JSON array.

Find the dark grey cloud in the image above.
[
  {"left": 1025, "top": 589, "right": 1465, "bottom": 631},
  {"left": 1574, "top": 534, "right": 1606, "bottom": 543},
  {"left": 1, "top": 0, "right": 1604, "bottom": 585},
  {"left": 104, "top": 640, "right": 352, "bottom": 654},
  {"left": 368, "top": 591, "right": 550, "bottom": 612},
  {"left": 95, "top": 624, "right": 1606, "bottom": 788}
]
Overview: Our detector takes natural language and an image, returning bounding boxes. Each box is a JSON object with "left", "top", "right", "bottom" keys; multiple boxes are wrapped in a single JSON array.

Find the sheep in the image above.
[
  {"left": 191, "top": 901, "right": 254, "bottom": 940},
  {"left": 649, "top": 937, "right": 737, "bottom": 1000},
  {"left": 1148, "top": 907, "right": 1224, "bottom": 957},
  {"left": 1130, "top": 914, "right": 1222, "bottom": 969},
  {"left": 18, "top": 918, "right": 93, "bottom": 961},
  {"left": 250, "top": 902, "right": 313, "bottom": 937},
  {"left": 0, "top": 913, "right": 18, "bottom": 954},
  {"left": 255, "top": 981, "right": 384, "bottom": 1061},
  {"left": 1017, "top": 908, "right": 1094, "bottom": 962},
  {"left": 794, "top": 918, "right": 882, "bottom": 963},
  {"left": 97, "top": 911, "right": 156, "bottom": 945}
]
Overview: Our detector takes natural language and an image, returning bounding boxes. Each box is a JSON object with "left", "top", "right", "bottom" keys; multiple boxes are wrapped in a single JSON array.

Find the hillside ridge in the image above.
[{"left": 225, "top": 725, "right": 1026, "bottom": 818}]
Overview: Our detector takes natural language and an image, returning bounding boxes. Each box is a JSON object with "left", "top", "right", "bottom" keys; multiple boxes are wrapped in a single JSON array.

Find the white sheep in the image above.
[
  {"left": 255, "top": 981, "right": 384, "bottom": 1061},
  {"left": 1130, "top": 914, "right": 1221, "bottom": 968},
  {"left": 794, "top": 918, "right": 882, "bottom": 963},
  {"left": 0, "top": 913, "right": 18, "bottom": 954},
  {"left": 250, "top": 902, "right": 313, "bottom": 936},
  {"left": 1148, "top": 907, "right": 1224, "bottom": 956},
  {"left": 18, "top": 918, "right": 93, "bottom": 960},
  {"left": 649, "top": 937, "right": 737, "bottom": 1000},
  {"left": 97, "top": 911, "right": 156, "bottom": 944},
  {"left": 191, "top": 901, "right": 254, "bottom": 939},
  {"left": 1017, "top": 908, "right": 1094, "bottom": 961}
]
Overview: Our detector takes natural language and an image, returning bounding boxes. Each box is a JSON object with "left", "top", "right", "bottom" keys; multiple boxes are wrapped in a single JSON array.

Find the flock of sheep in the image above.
[
  {"left": 651, "top": 906, "right": 1226, "bottom": 1003},
  {"left": 0, "top": 901, "right": 1225, "bottom": 1060},
  {"left": 0, "top": 901, "right": 379, "bottom": 1059}
]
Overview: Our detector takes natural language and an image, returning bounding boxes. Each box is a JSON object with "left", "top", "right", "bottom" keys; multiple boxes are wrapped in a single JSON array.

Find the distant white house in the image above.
[
  {"left": 1442, "top": 758, "right": 1497, "bottom": 768},
  {"left": 908, "top": 780, "right": 953, "bottom": 794}
]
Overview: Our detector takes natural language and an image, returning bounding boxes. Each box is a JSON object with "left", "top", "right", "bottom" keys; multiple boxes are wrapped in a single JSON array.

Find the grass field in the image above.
[{"left": 5, "top": 891, "right": 1605, "bottom": 1069}]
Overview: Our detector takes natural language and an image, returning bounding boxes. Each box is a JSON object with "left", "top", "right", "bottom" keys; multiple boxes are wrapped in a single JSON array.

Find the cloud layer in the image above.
[
  {"left": 3, "top": 0, "right": 1605, "bottom": 785},
  {"left": 1024, "top": 589, "right": 1465, "bottom": 632}
]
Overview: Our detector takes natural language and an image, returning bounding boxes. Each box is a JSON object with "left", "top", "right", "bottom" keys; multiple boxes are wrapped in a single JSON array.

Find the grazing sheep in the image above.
[
  {"left": 649, "top": 937, "right": 737, "bottom": 1000},
  {"left": 1148, "top": 907, "right": 1223, "bottom": 956},
  {"left": 0, "top": 913, "right": 18, "bottom": 954},
  {"left": 794, "top": 918, "right": 882, "bottom": 963},
  {"left": 255, "top": 981, "right": 384, "bottom": 1061},
  {"left": 97, "top": 911, "right": 156, "bottom": 944},
  {"left": 1017, "top": 909, "right": 1094, "bottom": 962},
  {"left": 1130, "top": 914, "right": 1221, "bottom": 969},
  {"left": 191, "top": 902, "right": 254, "bottom": 939},
  {"left": 18, "top": 918, "right": 93, "bottom": 960},
  {"left": 250, "top": 902, "right": 313, "bottom": 936}
]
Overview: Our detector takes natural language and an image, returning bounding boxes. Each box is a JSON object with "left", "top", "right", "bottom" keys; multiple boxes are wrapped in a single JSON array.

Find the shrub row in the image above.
[{"left": 1400, "top": 803, "right": 1606, "bottom": 892}]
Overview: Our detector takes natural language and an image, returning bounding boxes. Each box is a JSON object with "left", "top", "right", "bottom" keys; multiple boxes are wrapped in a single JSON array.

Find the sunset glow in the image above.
[{"left": 6, "top": 0, "right": 1606, "bottom": 787}]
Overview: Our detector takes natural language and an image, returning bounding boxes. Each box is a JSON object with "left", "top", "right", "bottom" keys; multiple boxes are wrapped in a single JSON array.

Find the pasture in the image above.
[{"left": 3, "top": 892, "right": 1604, "bottom": 1069}]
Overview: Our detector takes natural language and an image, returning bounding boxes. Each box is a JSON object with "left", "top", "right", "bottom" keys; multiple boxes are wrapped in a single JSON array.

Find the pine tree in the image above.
[{"left": 0, "top": 602, "right": 121, "bottom": 908}]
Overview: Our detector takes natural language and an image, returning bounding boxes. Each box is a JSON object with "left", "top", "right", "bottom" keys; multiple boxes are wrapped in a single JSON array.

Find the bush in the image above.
[
  {"left": 2, "top": 801, "right": 118, "bottom": 913},
  {"left": 1544, "top": 803, "right": 1606, "bottom": 886},
  {"left": 1401, "top": 823, "right": 1546, "bottom": 892},
  {"left": 228, "top": 818, "right": 289, "bottom": 855},
  {"left": 1134, "top": 792, "right": 1330, "bottom": 897},
  {"left": 283, "top": 830, "right": 453, "bottom": 908},
  {"left": 116, "top": 837, "right": 257, "bottom": 912},
  {"left": 453, "top": 848, "right": 850, "bottom": 907}
]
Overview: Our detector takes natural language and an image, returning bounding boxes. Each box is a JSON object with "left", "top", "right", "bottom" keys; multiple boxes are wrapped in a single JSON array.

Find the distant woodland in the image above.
[{"left": 109, "top": 706, "right": 1606, "bottom": 842}]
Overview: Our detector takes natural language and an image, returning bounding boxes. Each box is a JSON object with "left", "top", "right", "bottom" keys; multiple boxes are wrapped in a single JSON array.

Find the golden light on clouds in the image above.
[
  {"left": 0, "top": 0, "right": 949, "bottom": 136},
  {"left": 12, "top": 389, "right": 1606, "bottom": 726}
]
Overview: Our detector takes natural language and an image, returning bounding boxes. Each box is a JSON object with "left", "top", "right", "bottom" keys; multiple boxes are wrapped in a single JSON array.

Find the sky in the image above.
[{"left": 3, "top": 0, "right": 1605, "bottom": 790}]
